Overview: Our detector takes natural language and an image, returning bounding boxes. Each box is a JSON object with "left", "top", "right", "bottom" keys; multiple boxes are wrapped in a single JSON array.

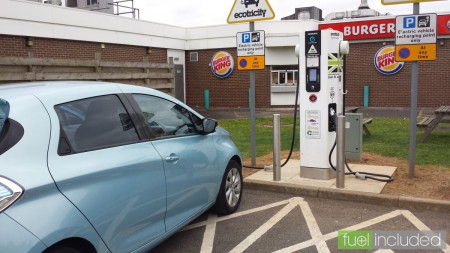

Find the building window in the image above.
[
  {"left": 271, "top": 69, "right": 298, "bottom": 86},
  {"left": 87, "top": 0, "right": 98, "bottom": 5},
  {"left": 190, "top": 52, "right": 198, "bottom": 62}
]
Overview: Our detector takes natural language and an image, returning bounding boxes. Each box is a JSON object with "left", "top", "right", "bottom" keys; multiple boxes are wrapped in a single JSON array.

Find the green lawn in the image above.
[{"left": 219, "top": 117, "right": 450, "bottom": 167}]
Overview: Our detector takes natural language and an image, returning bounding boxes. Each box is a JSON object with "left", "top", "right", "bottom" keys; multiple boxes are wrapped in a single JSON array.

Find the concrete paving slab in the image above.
[{"left": 246, "top": 159, "right": 397, "bottom": 194}]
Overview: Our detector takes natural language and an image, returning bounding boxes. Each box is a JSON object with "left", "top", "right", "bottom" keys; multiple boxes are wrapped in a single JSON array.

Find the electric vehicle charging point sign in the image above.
[
  {"left": 395, "top": 14, "right": 437, "bottom": 61},
  {"left": 237, "top": 31, "right": 265, "bottom": 70}
]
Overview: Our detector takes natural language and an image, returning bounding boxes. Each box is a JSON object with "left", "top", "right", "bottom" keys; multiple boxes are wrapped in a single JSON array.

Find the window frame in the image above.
[
  {"left": 189, "top": 52, "right": 198, "bottom": 62},
  {"left": 55, "top": 94, "right": 146, "bottom": 156},
  {"left": 124, "top": 93, "right": 202, "bottom": 141},
  {"left": 271, "top": 65, "right": 298, "bottom": 86},
  {"left": 86, "top": 0, "right": 98, "bottom": 6}
]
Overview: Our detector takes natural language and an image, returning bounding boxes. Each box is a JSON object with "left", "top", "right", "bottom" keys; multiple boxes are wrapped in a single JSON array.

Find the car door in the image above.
[
  {"left": 48, "top": 94, "right": 167, "bottom": 253},
  {"left": 130, "top": 94, "right": 220, "bottom": 230}
]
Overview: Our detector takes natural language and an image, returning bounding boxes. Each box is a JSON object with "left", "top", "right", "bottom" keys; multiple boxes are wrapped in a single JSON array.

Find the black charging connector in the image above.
[{"left": 328, "top": 103, "right": 337, "bottom": 132}]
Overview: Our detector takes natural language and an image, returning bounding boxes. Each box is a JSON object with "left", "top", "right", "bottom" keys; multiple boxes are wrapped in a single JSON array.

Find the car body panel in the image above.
[
  {"left": 5, "top": 183, "right": 110, "bottom": 253},
  {"left": 151, "top": 135, "right": 219, "bottom": 230},
  {"left": 0, "top": 90, "right": 109, "bottom": 253},
  {"left": 0, "top": 213, "right": 47, "bottom": 253},
  {"left": 0, "top": 81, "right": 242, "bottom": 252},
  {"left": 47, "top": 142, "right": 167, "bottom": 253}
]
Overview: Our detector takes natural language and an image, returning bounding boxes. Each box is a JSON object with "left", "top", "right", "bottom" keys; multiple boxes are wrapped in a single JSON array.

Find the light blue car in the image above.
[{"left": 0, "top": 81, "right": 243, "bottom": 253}]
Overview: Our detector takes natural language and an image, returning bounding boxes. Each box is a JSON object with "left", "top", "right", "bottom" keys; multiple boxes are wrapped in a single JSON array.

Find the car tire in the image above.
[{"left": 214, "top": 160, "right": 243, "bottom": 215}]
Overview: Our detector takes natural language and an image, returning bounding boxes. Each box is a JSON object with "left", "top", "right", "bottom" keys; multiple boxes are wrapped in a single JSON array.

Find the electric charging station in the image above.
[{"left": 296, "top": 30, "right": 350, "bottom": 180}]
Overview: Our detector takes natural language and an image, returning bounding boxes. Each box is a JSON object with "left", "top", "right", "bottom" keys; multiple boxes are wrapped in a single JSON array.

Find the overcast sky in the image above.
[{"left": 129, "top": 0, "right": 449, "bottom": 27}]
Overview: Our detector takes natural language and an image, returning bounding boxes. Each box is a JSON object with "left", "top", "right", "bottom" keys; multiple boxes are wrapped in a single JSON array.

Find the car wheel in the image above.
[{"left": 215, "top": 160, "right": 243, "bottom": 215}]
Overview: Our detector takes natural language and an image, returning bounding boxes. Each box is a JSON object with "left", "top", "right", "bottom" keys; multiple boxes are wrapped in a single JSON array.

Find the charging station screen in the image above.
[{"left": 308, "top": 69, "right": 317, "bottom": 82}]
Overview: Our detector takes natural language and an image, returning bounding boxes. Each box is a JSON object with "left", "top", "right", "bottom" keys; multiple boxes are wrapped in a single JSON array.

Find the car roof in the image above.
[
  {"left": 0, "top": 81, "right": 119, "bottom": 99},
  {"left": 0, "top": 81, "right": 171, "bottom": 103},
  {"left": 0, "top": 81, "right": 203, "bottom": 118}
]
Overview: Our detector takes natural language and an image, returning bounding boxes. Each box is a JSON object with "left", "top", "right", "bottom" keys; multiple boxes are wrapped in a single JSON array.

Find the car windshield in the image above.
[{"left": 0, "top": 99, "right": 9, "bottom": 133}]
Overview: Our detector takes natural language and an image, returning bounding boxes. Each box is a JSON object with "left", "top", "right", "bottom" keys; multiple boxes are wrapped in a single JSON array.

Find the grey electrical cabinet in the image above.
[{"left": 345, "top": 113, "right": 363, "bottom": 161}]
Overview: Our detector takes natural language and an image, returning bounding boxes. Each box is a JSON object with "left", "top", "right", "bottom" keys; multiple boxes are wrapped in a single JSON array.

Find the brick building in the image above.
[{"left": 1, "top": 0, "right": 449, "bottom": 108}]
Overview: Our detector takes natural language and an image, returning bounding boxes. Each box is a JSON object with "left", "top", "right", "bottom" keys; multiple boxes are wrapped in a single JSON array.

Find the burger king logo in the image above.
[
  {"left": 374, "top": 45, "right": 404, "bottom": 75},
  {"left": 211, "top": 51, "right": 234, "bottom": 78}
]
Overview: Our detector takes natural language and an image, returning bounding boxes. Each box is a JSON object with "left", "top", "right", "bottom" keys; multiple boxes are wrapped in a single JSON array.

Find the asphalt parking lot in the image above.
[{"left": 151, "top": 189, "right": 450, "bottom": 253}]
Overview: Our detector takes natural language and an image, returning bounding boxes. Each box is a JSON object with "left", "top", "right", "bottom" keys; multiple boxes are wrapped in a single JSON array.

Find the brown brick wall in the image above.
[
  {"left": 185, "top": 48, "right": 271, "bottom": 108},
  {"left": 2, "top": 34, "right": 448, "bottom": 108},
  {"left": 346, "top": 41, "right": 450, "bottom": 107},
  {"left": 0, "top": 35, "right": 167, "bottom": 63}
]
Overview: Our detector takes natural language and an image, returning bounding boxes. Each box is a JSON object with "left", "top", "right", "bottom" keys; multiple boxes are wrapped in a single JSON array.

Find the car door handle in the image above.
[{"left": 165, "top": 154, "right": 180, "bottom": 162}]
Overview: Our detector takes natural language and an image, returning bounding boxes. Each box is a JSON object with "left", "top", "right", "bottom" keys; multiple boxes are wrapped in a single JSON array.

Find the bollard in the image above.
[
  {"left": 204, "top": 89, "right": 210, "bottom": 110},
  {"left": 336, "top": 115, "right": 345, "bottom": 188},
  {"left": 273, "top": 114, "right": 281, "bottom": 181},
  {"left": 364, "top": 86, "right": 369, "bottom": 108}
]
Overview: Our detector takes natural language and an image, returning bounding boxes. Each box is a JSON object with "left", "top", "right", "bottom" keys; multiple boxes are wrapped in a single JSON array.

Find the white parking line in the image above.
[
  {"left": 179, "top": 198, "right": 449, "bottom": 253},
  {"left": 298, "top": 201, "right": 329, "bottom": 253},
  {"left": 402, "top": 210, "right": 450, "bottom": 253},
  {"left": 200, "top": 213, "right": 218, "bottom": 253},
  {"left": 181, "top": 199, "right": 291, "bottom": 232},
  {"left": 229, "top": 198, "right": 301, "bottom": 253}
]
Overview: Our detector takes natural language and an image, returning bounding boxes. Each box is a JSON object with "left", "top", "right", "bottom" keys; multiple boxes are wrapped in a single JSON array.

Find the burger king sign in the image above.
[
  {"left": 211, "top": 51, "right": 234, "bottom": 78},
  {"left": 374, "top": 45, "right": 404, "bottom": 75}
]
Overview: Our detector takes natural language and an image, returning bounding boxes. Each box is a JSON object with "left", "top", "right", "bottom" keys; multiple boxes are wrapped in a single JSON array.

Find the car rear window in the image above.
[
  {"left": 0, "top": 99, "right": 24, "bottom": 156},
  {"left": 55, "top": 95, "right": 140, "bottom": 154}
]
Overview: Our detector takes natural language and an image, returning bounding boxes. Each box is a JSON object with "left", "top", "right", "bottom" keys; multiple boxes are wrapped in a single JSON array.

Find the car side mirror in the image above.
[{"left": 202, "top": 118, "right": 217, "bottom": 134}]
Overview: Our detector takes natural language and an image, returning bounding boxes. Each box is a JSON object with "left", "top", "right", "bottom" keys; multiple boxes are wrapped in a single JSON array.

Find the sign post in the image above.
[
  {"left": 392, "top": 0, "right": 438, "bottom": 178},
  {"left": 228, "top": 0, "right": 275, "bottom": 166},
  {"left": 410, "top": 3, "right": 420, "bottom": 178}
]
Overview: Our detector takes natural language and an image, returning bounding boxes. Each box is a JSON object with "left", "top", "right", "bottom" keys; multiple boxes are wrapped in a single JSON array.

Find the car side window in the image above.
[
  {"left": 132, "top": 94, "right": 199, "bottom": 139},
  {"left": 55, "top": 95, "right": 139, "bottom": 154}
]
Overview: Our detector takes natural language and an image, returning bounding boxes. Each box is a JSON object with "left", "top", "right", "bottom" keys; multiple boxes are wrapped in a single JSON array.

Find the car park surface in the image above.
[
  {"left": 0, "top": 81, "right": 242, "bottom": 253},
  {"left": 152, "top": 189, "right": 450, "bottom": 253}
]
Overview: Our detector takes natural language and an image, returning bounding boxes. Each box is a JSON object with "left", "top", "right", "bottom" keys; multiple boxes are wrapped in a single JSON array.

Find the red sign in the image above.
[
  {"left": 320, "top": 14, "right": 450, "bottom": 40},
  {"left": 320, "top": 18, "right": 395, "bottom": 40},
  {"left": 438, "top": 14, "right": 450, "bottom": 35}
]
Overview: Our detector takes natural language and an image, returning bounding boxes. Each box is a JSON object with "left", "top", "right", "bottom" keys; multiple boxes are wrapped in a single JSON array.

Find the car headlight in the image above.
[{"left": 0, "top": 176, "right": 23, "bottom": 213}]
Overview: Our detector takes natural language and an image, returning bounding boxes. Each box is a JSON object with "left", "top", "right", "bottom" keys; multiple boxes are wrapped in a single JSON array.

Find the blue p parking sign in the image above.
[
  {"left": 403, "top": 16, "right": 416, "bottom": 28},
  {"left": 242, "top": 33, "right": 251, "bottom": 43}
]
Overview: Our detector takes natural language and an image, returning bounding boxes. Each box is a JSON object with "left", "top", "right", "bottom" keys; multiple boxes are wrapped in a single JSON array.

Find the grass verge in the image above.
[{"left": 219, "top": 117, "right": 450, "bottom": 168}]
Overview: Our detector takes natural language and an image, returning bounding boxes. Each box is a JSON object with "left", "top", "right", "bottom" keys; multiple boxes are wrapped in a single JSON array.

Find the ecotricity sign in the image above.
[
  {"left": 227, "top": 0, "right": 275, "bottom": 24},
  {"left": 210, "top": 51, "right": 234, "bottom": 78},
  {"left": 374, "top": 45, "right": 404, "bottom": 75}
]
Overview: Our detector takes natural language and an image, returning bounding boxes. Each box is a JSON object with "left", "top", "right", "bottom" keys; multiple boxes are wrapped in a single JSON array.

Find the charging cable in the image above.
[
  {"left": 328, "top": 139, "right": 394, "bottom": 182},
  {"left": 243, "top": 68, "right": 300, "bottom": 170}
]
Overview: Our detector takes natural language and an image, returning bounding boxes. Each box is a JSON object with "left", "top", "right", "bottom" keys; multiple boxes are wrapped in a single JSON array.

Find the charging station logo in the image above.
[
  {"left": 374, "top": 45, "right": 404, "bottom": 75},
  {"left": 211, "top": 51, "right": 234, "bottom": 78},
  {"left": 242, "top": 32, "right": 261, "bottom": 43}
]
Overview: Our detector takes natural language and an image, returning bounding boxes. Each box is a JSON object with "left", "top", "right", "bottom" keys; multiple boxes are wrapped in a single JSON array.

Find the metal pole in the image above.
[
  {"left": 336, "top": 115, "right": 345, "bottom": 188},
  {"left": 408, "top": 3, "right": 420, "bottom": 178},
  {"left": 249, "top": 21, "right": 257, "bottom": 166},
  {"left": 273, "top": 114, "right": 281, "bottom": 181}
]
